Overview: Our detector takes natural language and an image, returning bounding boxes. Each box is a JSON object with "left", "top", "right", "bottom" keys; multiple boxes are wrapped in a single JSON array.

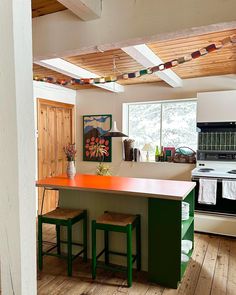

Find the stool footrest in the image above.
[
  {"left": 96, "top": 249, "right": 105, "bottom": 260},
  {"left": 42, "top": 252, "right": 67, "bottom": 259},
  {"left": 44, "top": 244, "right": 57, "bottom": 254},
  {"left": 132, "top": 255, "right": 137, "bottom": 264},
  {"left": 108, "top": 250, "right": 137, "bottom": 264},
  {"left": 97, "top": 249, "right": 137, "bottom": 261},
  {"left": 72, "top": 248, "right": 86, "bottom": 261},
  {"left": 60, "top": 240, "right": 84, "bottom": 247},
  {"left": 97, "top": 262, "right": 127, "bottom": 273},
  {"left": 42, "top": 240, "right": 84, "bottom": 247},
  {"left": 42, "top": 248, "right": 86, "bottom": 261}
]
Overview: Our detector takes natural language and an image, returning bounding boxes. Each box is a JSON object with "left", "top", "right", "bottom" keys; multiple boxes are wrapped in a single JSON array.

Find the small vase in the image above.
[{"left": 67, "top": 161, "right": 76, "bottom": 179}]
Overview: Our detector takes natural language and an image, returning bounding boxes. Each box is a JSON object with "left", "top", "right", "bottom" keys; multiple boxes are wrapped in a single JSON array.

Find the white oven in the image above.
[
  {"left": 192, "top": 151, "right": 236, "bottom": 237},
  {"left": 194, "top": 91, "right": 236, "bottom": 236}
]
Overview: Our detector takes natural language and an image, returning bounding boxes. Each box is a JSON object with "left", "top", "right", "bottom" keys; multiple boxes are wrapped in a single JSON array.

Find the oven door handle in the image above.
[{"left": 192, "top": 177, "right": 236, "bottom": 182}]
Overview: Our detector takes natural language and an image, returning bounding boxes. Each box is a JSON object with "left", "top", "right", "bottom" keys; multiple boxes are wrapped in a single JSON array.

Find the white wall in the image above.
[{"left": 76, "top": 74, "right": 236, "bottom": 180}]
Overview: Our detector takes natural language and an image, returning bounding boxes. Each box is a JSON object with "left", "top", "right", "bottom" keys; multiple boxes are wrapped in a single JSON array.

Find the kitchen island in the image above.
[{"left": 37, "top": 174, "right": 196, "bottom": 288}]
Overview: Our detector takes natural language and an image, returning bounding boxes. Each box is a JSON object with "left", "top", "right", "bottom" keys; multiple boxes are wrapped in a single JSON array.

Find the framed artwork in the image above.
[{"left": 83, "top": 114, "right": 112, "bottom": 162}]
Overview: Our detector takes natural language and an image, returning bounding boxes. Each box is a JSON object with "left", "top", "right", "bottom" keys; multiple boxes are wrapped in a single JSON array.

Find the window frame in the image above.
[{"left": 123, "top": 98, "right": 197, "bottom": 152}]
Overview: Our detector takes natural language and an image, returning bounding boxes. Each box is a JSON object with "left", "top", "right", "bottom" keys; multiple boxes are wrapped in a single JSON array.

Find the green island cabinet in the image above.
[
  {"left": 36, "top": 174, "right": 195, "bottom": 289},
  {"left": 148, "top": 189, "right": 195, "bottom": 288}
]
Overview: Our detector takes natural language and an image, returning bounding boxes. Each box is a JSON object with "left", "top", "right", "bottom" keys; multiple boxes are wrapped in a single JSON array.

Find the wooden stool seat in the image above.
[
  {"left": 43, "top": 207, "right": 83, "bottom": 220},
  {"left": 96, "top": 211, "right": 137, "bottom": 227}
]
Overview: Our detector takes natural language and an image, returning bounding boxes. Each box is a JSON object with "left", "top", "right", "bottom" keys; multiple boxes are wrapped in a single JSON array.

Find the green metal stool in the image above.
[
  {"left": 38, "top": 188, "right": 87, "bottom": 276},
  {"left": 92, "top": 211, "right": 141, "bottom": 287}
]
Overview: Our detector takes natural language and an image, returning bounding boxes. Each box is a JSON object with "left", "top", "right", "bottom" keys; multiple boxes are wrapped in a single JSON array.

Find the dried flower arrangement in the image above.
[{"left": 63, "top": 143, "right": 77, "bottom": 161}]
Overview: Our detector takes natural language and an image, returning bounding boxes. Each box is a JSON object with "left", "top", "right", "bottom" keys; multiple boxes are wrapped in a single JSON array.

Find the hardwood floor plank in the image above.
[
  {"left": 35, "top": 225, "right": 236, "bottom": 295},
  {"left": 161, "top": 288, "right": 177, "bottom": 295},
  {"left": 226, "top": 239, "right": 236, "bottom": 295},
  {"left": 78, "top": 268, "right": 125, "bottom": 295},
  {"left": 38, "top": 276, "right": 68, "bottom": 295},
  {"left": 115, "top": 271, "right": 150, "bottom": 295},
  {"left": 115, "top": 281, "right": 149, "bottom": 295},
  {"left": 88, "top": 274, "right": 125, "bottom": 295},
  {"left": 210, "top": 238, "right": 231, "bottom": 295},
  {"left": 194, "top": 236, "right": 220, "bottom": 295},
  {"left": 144, "top": 284, "right": 165, "bottom": 295},
  {"left": 37, "top": 274, "right": 56, "bottom": 290},
  {"left": 177, "top": 234, "right": 210, "bottom": 295},
  {"left": 49, "top": 278, "right": 90, "bottom": 295}
]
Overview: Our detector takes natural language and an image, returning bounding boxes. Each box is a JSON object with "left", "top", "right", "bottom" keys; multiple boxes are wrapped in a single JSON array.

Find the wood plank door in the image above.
[{"left": 37, "top": 98, "right": 75, "bottom": 214}]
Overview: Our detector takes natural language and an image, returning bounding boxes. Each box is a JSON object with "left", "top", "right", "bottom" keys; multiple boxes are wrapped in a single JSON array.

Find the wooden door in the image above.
[{"left": 37, "top": 99, "right": 75, "bottom": 214}]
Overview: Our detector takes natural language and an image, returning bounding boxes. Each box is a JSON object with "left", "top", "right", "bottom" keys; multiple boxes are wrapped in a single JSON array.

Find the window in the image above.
[{"left": 124, "top": 99, "right": 197, "bottom": 161}]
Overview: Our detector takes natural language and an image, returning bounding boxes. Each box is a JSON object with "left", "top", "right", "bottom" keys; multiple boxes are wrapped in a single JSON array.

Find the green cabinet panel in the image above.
[{"left": 148, "top": 189, "right": 195, "bottom": 288}]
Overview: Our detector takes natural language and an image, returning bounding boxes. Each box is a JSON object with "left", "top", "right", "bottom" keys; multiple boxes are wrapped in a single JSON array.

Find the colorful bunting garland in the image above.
[{"left": 34, "top": 34, "right": 236, "bottom": 86}]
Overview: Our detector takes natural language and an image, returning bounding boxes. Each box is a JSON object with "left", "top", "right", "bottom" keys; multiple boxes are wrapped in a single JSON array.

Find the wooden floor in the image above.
[{"left": 37, "top": 225, "right": 236, "bottom": 295}]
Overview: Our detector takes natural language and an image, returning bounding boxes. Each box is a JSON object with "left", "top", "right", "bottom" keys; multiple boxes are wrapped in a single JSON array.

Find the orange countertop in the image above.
[{"left": 36, "top": 174, "right": 195, "bottom": 201}]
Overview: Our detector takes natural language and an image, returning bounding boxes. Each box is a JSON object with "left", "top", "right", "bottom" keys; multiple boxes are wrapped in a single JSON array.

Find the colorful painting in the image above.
[{"left": 83, "top": 115, "right": 112, "bottom": 162}]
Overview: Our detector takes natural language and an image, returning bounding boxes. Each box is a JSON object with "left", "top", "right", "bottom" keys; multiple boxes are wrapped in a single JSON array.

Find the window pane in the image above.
[
  {"left": 128, "top": 103, "right": 161, "bottom": 158},
  {"left": 162, "top": 101, "right": 197, "bottom": 150}
]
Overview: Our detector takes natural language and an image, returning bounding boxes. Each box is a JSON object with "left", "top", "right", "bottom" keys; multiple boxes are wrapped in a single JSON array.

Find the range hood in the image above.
[{"left": 197, "top": 121, "right": 236, "bottom": 132}]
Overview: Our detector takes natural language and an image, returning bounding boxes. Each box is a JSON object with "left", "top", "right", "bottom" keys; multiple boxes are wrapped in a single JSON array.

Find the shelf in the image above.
[
  {"left": 122, "top": 160, "right": 195, "bottom": 166},
  {"left": 181, "top": 248, "right": 193, "bottom": 278},
  {"left": 181, "top": 216, "right": 194, "bottom": 239}
]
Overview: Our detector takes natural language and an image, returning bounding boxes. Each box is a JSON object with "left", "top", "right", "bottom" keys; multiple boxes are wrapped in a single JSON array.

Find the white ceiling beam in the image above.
[
  {"left": 57, "top": 0, "right": 102, "bottom": 21},
  {"left": 33, "top": 0, "right": 236, "bottom": 61},
  {"left": 122, "top": 44, "right": 183, "bottom": 88},
  {"left": 35, "top": 58, "right": 124, "bottom": 93}
]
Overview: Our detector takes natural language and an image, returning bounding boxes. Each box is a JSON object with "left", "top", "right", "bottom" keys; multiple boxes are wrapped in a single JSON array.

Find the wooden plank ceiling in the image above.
[
  {"left": 33, "top": 29, "right": 236, "bottom": 89},
  {"left": 32, "top": 0, "right": 66, "bottom": 18},
  {"left": 149, "top": 29, "right": 236, "bottom": 80}
]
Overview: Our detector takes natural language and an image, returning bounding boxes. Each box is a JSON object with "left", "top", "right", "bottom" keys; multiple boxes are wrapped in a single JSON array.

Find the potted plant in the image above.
[
  {"left": 96, "top": 162, "right": 111, "bottom": 176},
  {"left": 63, "top": 143, "right": 77, "bottom": 179}
]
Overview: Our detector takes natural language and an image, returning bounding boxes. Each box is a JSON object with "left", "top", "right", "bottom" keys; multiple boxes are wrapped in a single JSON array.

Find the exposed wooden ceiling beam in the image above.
[
  {"left": 35, "top": 58, "right": 124, "bottom": 93},
  {"left": 122, "top": 44, "right": 183, "bottom": 88},
  {"left": 57, "top": 0, "right": 102, "bottom": 21}
]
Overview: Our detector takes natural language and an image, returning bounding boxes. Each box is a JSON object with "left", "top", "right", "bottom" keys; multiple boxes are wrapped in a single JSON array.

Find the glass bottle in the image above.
[
  {"left": 160, "top": 146, "right": 164, "bottom": 162},
  {"left": 155, "top": 146, "right": 160, "bottom": 162}
]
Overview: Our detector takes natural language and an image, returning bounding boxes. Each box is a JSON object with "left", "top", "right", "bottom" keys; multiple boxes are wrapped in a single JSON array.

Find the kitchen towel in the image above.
[
  {"left": 222, "top": 180, "right": 236, "bottom": 200},
  {"left": 198, "top": 178, "right": 217, "bottom": 205}
]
